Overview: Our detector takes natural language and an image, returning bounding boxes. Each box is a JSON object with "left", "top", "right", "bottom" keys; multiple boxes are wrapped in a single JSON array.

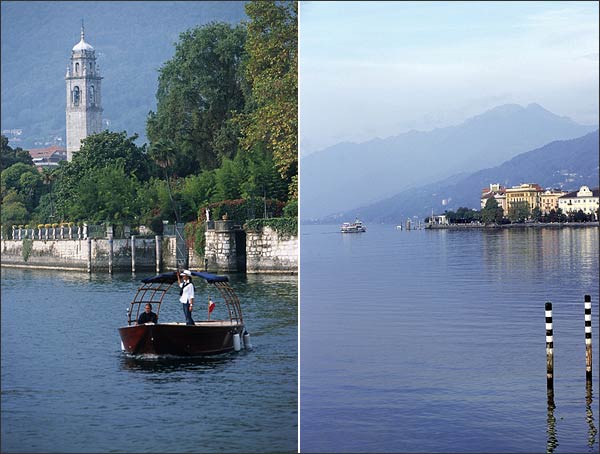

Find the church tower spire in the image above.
[{"left": 65, "top": 23, "right": 103, "bottom": 161}]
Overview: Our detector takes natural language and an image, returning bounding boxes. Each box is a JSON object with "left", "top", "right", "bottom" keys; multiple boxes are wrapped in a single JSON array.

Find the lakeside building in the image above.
[
  {"left": 505, "top": 183, "right": 543, "bottom": 212},
  {"left": 481, "top": 184, "right": 507, "bottom": 212},
  {"left": 540, "top": 189, "right": 567, "bottom": 214},
  {"left": 66, "top": 24, "right": 103, "bottom": 161},
  {"left": 480, "top": 182, "right": 598, "bottom": 220},
  {"left": 558, "top": 186, "right": 599, "bottom": 219},
  {"left": 430, "top": 214, "right": 449, "bottom": 225},
  {"left": 28, "top": 145, "right": 67, "bottom": 170}
]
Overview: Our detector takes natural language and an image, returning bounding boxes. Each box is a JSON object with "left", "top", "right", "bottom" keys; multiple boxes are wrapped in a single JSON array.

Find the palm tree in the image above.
[
  {"left": 149, "top": 140, "right": 181, "bottom": 222},
  {"left": 40, "top": 167, "right": 56, "bottom": 220}
]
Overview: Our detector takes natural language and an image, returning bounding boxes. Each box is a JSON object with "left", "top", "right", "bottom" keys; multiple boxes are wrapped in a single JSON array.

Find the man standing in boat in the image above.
[{"left": 177, "top": 269, "right": 195, "bottom": 325}]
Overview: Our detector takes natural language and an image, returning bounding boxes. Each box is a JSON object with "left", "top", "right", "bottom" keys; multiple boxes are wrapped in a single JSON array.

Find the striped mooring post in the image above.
[
  {"left": 584, "top": 295, "right": 593, "bottom": 379},
  {"left": 545, "top": 302, "right": 554, "bottom": 386}
]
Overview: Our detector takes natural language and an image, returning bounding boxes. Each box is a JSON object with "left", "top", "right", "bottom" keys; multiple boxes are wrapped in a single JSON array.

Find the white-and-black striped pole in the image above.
[
  {"left": 584, "top": 295, "right": 593, "bottom": 379},
  {"left": 546, "top": 302, "right": 554, "bottom": 386}
]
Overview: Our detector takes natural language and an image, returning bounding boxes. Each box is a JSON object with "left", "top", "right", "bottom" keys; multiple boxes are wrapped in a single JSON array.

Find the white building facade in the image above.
[{"left": 558, "top": 186, "right": 600, "bottom": 219}]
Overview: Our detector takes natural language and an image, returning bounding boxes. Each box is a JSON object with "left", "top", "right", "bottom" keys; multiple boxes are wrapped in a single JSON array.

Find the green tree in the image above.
[
  {"left": 146, "top": 22, "right": 247, "bottom": 176},
  {"left": 1, "top": 135, "right": 33, "bottom": 171},
  {"left": 214, "top": 157, "right": 244, "bottom": 201},
  {"left": 73, "top": 131, "right": 153, "bottom": 180},
  {"left": 53, "top": 131, "right": 152, "bottom": 219},
  {"left": 445, "top": 207, "right": 480, "bottom": 224},
  {"left": 1, "top": 162, "right": 43, "bottom": 212},
  {"left": 573, "top": 209, "right": 588, "bottom": 222},
  {"left": 136, "top": 177, "right": 192, "bottom": 226},
  {"left": 65, "top": 163, "right": 142, "bottom": 224},
  {"left": 238, "top": 144, "right": 288, "bottom": 202},
  {"left": 1, "top": 190, "right": 29, "bottom": 232},
  {"left": 149, "top": 139, "right": 181, "bottom": 221},
  {"left": 507, "top": 201, "right": 530, "bottom": 223},
  {"left": 480, "top": 197, "right": 504, "bottom": 224},
  {"left": 241, "top": 0, "right": 298, "bottom": 199},
  {"left": 180, "top": 171, "right": 217, "bottom": 219}
]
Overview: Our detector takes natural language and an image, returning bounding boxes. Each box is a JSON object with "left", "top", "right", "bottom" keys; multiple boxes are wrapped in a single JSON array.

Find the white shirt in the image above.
[{"left": 179, "top": 281, "right": 195, "bottom": 304}]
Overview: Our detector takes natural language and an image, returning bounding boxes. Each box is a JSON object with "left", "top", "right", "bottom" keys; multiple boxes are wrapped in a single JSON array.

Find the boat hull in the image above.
[{"left": 118, "top": 322, "right": 244, "bottom": 356}]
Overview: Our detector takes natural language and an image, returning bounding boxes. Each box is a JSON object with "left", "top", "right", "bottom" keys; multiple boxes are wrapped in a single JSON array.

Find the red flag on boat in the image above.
[{"left": 208, "top": 298, "right": 215, "bottom": 314}]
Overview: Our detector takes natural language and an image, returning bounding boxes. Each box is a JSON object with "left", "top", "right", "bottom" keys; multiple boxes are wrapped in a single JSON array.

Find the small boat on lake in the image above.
[
  {"left": 341, "top": 218, "right": 366, "bottom": 233},
  {"left": 118, "top": 271, "right": 249, "bottom": 356}
]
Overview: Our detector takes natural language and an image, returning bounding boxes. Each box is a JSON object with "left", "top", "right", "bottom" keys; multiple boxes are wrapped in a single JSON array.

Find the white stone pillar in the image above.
[
  {"left": 155, "top": 235, "right": 162, "bottom": 274},
  {"left": 131, "top": 235, "right": 136, "bottom": 274}
]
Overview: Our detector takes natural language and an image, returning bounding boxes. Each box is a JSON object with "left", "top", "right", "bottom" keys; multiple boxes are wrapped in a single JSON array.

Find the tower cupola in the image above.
[{"left": 72, "top": 25, "right": 94, "bottom": 52}]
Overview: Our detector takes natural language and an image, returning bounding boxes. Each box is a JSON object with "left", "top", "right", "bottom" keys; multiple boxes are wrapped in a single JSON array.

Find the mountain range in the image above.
[
  {"left": 300, "top": 103, "right": 598, "bottom": 220},
  {"left": 1, "top": 1, "right": 246, "bottom": 148},
  {"left": 317, "top": 130, "right": 599, "bottom": 224}
]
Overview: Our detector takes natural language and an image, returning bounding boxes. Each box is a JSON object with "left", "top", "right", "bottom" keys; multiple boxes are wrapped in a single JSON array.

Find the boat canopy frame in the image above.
[{"left": 126, "top": 271, "right": 244, "bottom": 326}]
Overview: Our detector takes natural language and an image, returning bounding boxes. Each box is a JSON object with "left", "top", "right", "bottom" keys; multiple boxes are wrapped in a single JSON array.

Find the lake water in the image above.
[
  {"left": 300, "top": 224, "right": 599, "bottom": 453},
  {"left": 1, "top": 269, "right": 297, "bottom": 453}
]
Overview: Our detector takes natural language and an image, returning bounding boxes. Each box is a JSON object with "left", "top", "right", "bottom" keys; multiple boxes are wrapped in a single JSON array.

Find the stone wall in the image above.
[
  {"left": 2, "top": 225, "right": 299, "bottom": 274},
  {"left": 1, "top": 237, "right": 158, "bottom": 272},
  {"left": 245, "top": 226, "right": 298, "bottom": 274},
  {"left": 204, "top": 221, "right": 245, "bottom": 273}
]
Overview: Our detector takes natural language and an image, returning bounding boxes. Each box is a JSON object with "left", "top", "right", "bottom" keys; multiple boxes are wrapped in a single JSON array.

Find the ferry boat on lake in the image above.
[
  {"left": 118, "top": 270, "right": 250, "bottom": 356},
  {"left": 341, "top": 218, "right": 367, "bottom": 233}
]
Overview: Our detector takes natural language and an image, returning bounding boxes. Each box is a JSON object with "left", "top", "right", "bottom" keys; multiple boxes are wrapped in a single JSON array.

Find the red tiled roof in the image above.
[{"left": 28, "top": 145, "right": 65, "bottom": 159}]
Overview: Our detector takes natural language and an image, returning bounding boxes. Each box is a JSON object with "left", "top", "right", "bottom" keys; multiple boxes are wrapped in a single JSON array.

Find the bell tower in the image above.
[{"left": 65, "top": 23, "right": 103, "bottom": 161}]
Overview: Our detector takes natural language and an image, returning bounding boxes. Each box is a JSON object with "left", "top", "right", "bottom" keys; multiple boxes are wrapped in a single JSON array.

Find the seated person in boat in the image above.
[{"left": 137, "top": 303, "right": 158, "bottom": 324}]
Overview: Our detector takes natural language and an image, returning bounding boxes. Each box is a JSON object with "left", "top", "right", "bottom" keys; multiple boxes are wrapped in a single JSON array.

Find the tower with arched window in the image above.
[{"left": 65, "top": 23, "right": 103, "bottom": 161}]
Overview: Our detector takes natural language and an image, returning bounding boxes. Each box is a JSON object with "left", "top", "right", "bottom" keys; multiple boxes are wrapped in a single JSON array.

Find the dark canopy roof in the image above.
[{"left": 141, "top": 271, "right": 229, "bottom": 284}]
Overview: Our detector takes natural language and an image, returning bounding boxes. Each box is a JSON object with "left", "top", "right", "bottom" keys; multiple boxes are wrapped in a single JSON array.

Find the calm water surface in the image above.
[
  {"left": 300, "top": 224, "right": 599, "bottom": 453},
  {"left": 1, "top": 269, "right": 297, "bottom": 453}
]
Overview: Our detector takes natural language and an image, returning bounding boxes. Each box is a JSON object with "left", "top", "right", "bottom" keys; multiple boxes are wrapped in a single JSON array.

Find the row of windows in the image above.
[
  {"left": 74, "top": 62, "right": 94, "bottom": 74},
  {"left": 71, "top": 85, "right": 95, "bottom": 106},
  {"left": 562, "top": 199, "right": 598, "bottom": 205}
]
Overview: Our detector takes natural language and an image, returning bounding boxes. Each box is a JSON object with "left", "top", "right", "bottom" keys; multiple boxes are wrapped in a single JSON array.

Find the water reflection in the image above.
[
  {"left": 546, "top": 385, "right": 558, "bottom": 454},
  {"left": 481, "top": 227, "right": 599, "bottom": 278},
  {"left": 119, "top": 352, "right": 238, "bottom": 374},
  {"left": 586, "top": 379, "right": 598, "bottom": 449}
]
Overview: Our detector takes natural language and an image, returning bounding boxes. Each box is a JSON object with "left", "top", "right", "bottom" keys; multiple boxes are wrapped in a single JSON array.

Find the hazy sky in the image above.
[{"left": 299, "top": 1, "right": 599, "bottom": 155}]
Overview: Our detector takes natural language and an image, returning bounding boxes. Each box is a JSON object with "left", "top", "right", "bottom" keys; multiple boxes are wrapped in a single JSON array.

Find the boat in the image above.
[
  {"left": 118, "top": 270, "right": 249, "bottom": 356},
  {"left": 341, "top": 218, "right": 366, "bottom": 233}
]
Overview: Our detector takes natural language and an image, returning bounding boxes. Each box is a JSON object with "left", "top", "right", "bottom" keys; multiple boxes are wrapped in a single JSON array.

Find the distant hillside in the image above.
[
  {"left": 0, "top": 1, "right": 246, "bottom": 148},
  {"left": 300, "top": 103, "right": 598, "bottom": 219},
  {"left": 320, "top": 131, "right": 599, "bottom": 223}
]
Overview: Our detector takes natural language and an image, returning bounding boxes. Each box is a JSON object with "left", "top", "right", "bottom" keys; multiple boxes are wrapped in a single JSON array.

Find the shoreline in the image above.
[{"left": 425, "top": 221, "right": 599, "bottom": 230}]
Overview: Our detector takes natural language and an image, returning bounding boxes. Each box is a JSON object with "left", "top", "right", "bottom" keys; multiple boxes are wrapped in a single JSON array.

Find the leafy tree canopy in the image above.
[
  {"left": 64, "top": 163, "right": 143, "bottom": 225},
  {"left": 1, "top": 135, "right": 33, "bottom": 171},
  {"left": 71, "top": 131, "right": 153, "bottom": 181},
  {"left": 241, "top": 0, "right": 298, "bottom": 200},
  {"left": 480, "top": 197, "right": 504, "bottom": 224},
  {"left": 445, "top": 207, "right": 481, "bottom": 224},
  {"left": 1, "top": 162, "right": 44, "bottom": 213},
  {"left": 52, "top": 131, "right": 152, "bottom": 219},
  {"left": 507, "top": 201, "right": 530, "bottom": 223},
  {"left": 147, "top": 22, "right": 247, "bottom": 176}
]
